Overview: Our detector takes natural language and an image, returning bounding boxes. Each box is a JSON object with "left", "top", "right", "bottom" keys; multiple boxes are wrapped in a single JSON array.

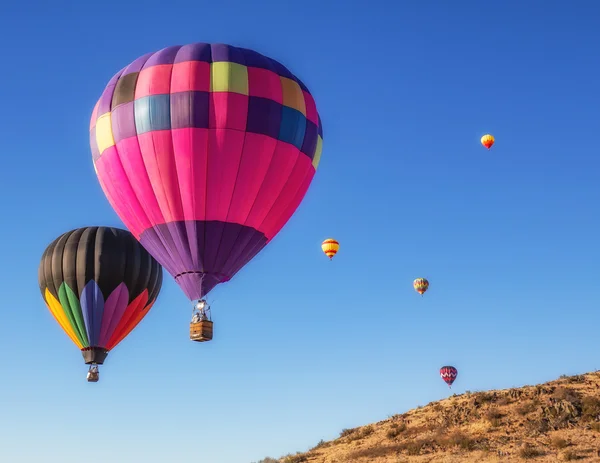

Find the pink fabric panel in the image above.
[
  {"left": 209, "top": 92, "right": 248, "bottom": 130},
  {"left": 171, "top": 61, "right": 210, "bottom": 93},
  {"left": 135, "top": 64, "right": 173, "bottom": 98},
  {"left": 98, "top": 283, "right": 129, "bottom": 346},
  {"left": 114, "top": 137, "right": 165, "bottom": 227},
  {"left": 136, "top": 130, "right": 185, "bottom": 223},
  {"left": 226, "top": 132, "right": 278, "bottom": 225},
  {"left": 260, "top": 153, "right": 314, "bottom": 240},
  {"left": 244, "top": 141, "right": 299, "bottom": 232},
  {"left": 303, "top": 91, "right": 318, "bottom": 125},
  {"left": 247, "top": 67, "right": 283, "bottom": 103},
  {"left": 95, "top": 147, "right": 151, "bottom": 237},
  {"left": 205, "top": 128, "right": 246, "bottom": 222},
  {"left": 268, "top": 166, "right": 315, "bottom": 241},
  {"left": 170, "top": 127, "right": 209, "bottom": 221}
]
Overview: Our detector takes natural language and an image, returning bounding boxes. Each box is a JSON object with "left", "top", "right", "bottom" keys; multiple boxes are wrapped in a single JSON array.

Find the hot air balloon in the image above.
[
  {"left": 413, "top": 277, "right": 429, "bottom": 295},
  {"left": 90, "top": 43, "right": 323, "bottom": 342},
  {"left": 321, "top": 238, "right": 339, "bottom": 260},
  {"left": 481, "top": 134, "right": 495, "bottom": 149},
  {"left": 440, "top": 366, "right": 458, "bottom": 388},
  {"left": 38, "top": 227, "right": 162, "bottom": 382}
]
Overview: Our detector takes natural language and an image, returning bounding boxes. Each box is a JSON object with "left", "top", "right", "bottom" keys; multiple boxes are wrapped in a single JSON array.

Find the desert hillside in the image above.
[{"left": 255, "top": 372, "right": 600, "bottom": 462}]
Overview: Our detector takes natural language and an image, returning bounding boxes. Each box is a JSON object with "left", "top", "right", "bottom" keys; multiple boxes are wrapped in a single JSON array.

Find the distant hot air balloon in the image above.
[
  {"left": 321, "top": 238, "right": 339, "bottom": 260},
  {"left": 440, "top": 366, "right": 458, "bottom": 388},
  {"left": 413, "top": 278, "right": 429, "bottom": 295},
  {"left": 90, "top": 43, "right": 323, "bottom": 341},
  {"left": 38, "top": 227, "right": 163, "bottom": 382},
  {"left": 481, "top": 134, "right": 495, "bottom": 149}
]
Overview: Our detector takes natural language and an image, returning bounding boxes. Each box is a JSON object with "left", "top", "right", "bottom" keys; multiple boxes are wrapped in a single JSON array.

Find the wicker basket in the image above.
[{"left": 190, "top": 320, "right": 213, "bottom": 342}]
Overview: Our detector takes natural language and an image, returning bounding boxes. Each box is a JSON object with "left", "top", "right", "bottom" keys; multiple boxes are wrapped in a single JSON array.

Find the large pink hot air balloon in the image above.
[{"left": 89, "top": 43, "right": 323, "bottom": 337}]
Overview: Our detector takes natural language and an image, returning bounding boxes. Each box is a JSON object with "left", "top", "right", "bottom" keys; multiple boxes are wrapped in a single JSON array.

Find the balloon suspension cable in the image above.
[{"left": 192, "top": 299, "right": 211, "bottom": 321}]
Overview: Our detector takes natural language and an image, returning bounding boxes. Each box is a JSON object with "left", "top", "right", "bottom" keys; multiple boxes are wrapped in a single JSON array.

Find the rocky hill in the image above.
[{"left": 254, "top": 372, "right": 600, "bottom": 462}]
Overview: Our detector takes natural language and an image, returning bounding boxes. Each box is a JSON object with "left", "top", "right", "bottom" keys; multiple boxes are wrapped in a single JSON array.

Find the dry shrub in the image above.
[
  {"left": 348, "top": 444, "right": 403, "bottom": 459},
  {"left": 445, "top": 431, "right": 476, "bottom": 450},
  {"left": 590, "top": 422, "right": 600, "bottom": 432},
  {"left": 477, "top": 392, "right": 495, "bottom": 403},
  {"left": 553, "top": 387, "right": 580, "bottom": 403},
  {"left": 497, "top": 396, "right": 511, "bottom": 406},
  {"left": 485, "top": 408, "right": 502, "bottom": 427},
  {"left": 281, "top": 453, "right": 308, "bottom": 463},
  {"left": 386, "top": 422, "right": 407, "bottom": 439},
  {"left": 524, "top": 418, "right": 550, "bottom": 435},
  {"left": 551, "top": 436, "right": 569, "bottom": 448},
  {"left": 356, "top": 425, "right": 374, "bottom": 439},
  {"left": 517, "top": 401, "right": 537, "bottom": 416},
  {"left": 310, "top": 439, "right": 329, "bottom": 450},
  {"left": 404, "top": 440, "right": 426, "bottom": 456},
  {"left": 582, "top": 397, "right": 600, "bottom": 421},
  {"left": 561, "top": 374, "right": 585, "bottom": 384},
  {"left": 486, "top": 409, "right": 502, "bottom": 419},
  {"left": 518, "top": 445, "right": 544, "bottom": 458},
  {"left": 562, "top": 449, "right": 579, "bottom": 461},
  {"left": 339, "top": 428, "right": 356, "bottom": 438}
]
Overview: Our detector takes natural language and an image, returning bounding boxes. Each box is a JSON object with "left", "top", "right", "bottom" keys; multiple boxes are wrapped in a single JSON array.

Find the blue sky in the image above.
[{"left": 1, "top": 1, "right": 599, "bottom": 462}]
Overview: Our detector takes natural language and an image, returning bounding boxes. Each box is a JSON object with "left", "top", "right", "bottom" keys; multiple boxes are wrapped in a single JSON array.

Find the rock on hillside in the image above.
[{"left": 254, "top": 372, "right": 600, "bottom": 462}]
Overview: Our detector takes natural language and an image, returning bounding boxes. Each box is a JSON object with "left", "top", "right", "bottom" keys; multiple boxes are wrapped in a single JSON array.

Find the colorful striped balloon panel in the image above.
[{"left": 90, "top": 43, "right": 323, "bottom": 300}]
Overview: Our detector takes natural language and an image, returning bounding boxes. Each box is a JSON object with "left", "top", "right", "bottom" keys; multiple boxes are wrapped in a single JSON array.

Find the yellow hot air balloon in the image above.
[
  {"left": 321, "top": 239, "right": 339, "bottom": 260},
  {"left": 481, "top": 134, "right": 495, "bottom": 149},
  {"left": 413, "top": 278, "right": 429, "bottom": 295}
]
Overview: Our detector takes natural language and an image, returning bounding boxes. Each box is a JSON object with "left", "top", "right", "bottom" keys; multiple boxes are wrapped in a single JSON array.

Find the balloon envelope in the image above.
[
  {"left": 481, "top": 134, "right": 495, "bottom": 149},
  {"left": 38, "top": 227, "right": 163, "bottom": 364},
  {"left": 90, "top": 43, "right": 323, "bottom": 301},
  {"left": 440, "top": 366, "right": 458, "bottom": 387},
  {"left": 413, "top": 277, "right": 429, "bottom": 295},
  {"left": 321, "top": 238, "right": 339, "bottom": 259}
]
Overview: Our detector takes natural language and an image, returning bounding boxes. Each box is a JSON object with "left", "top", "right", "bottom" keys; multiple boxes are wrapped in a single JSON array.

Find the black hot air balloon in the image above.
[{"left": 38, "top": 227, "right": 163, "bottom": 382}]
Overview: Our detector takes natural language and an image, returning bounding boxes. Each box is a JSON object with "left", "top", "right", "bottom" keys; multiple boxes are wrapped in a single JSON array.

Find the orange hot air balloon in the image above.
[
  {"left": 413, "top": 278, "right": 429, "bottom": 295},
  {"left": 481, "top": 134, "right": 495, "bottom": 149},
  {"left": 321, "top": 239, "right": 339, "bottom": 260}
]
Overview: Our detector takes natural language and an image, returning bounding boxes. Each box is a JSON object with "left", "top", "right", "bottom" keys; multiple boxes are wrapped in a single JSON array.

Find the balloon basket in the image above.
[{"left": 190, "top": 320, "right": 213, "bottom": 342}]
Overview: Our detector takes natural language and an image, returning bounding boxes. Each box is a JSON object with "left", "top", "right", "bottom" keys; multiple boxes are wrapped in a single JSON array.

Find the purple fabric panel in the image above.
[
  {"left": 300, "top": 120, "right": 318, "bottom": 159},
  {"left": 217, "top": 224, "right": 267, "bottom": 277},
  {"left": 246, "top": 97, "right": 282, "bottom": 139},
  {"left": 97, "top": 69, "right": 124, "bottom": 115},
  {"left": 80, "top": 280, "right": 104, "bottom": 346},
  {"left": 267, "top": 58, "right": 293, "bottom": 80},
  {"left": 238, "top": 47, "right": 275, "bottom": 71},
  {"left": 139, "top": 220, "right": 267, "bottom": 300},
  {"left": 318, "top": 114, "right": 323, "bottom": 138},
  {"left": 111, "top": 101, "right": 137, "bottom": 143},
  {"left": 143, "top": 45, "right": 182, "bottom": 68},
  {"left": 174, "top": 43, "right": 212, "bottom": 63},
  {"left": 122, "top": 52, "right": 154, "bottom": 75},
  {"left": 211, "top": 43, "right": 246, "bottom": 65},
  {"left": 170, "top": 91, "right": 210, "bottom": 129},
  {"left": 175, "top": 272, "right": 222, "bottom": 301}
]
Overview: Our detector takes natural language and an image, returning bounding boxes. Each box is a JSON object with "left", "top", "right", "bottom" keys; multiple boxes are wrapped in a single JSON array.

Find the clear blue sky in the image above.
[{"left": 1, "top": 1, "right": 599, "bottom": 462}]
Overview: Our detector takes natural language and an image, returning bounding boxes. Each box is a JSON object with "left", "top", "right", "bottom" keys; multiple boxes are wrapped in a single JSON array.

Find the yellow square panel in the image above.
[
  {"left": 211, "top": 62, "right": 249, "bottom": 95},
  {"left": 95, "top": 113, "right": 115, "bottom": 155},
  {"left": 312, "top": 136, "right": 323, "bottom": 169}
]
